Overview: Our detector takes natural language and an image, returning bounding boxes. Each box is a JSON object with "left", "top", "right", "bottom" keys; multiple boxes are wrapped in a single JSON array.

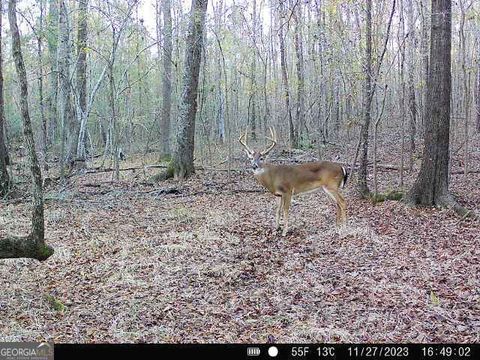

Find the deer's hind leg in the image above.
[{"left": 322, "top": 186, "right": 347, "bottom": 226}]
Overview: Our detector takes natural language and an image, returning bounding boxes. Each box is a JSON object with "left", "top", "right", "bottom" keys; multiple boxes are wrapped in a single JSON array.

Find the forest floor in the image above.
[{"left": 0, "top": 138, "right": 479, "bottom": 343}]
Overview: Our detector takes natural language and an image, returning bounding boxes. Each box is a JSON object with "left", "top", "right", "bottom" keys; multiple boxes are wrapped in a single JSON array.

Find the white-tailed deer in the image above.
[{"left": 239, "top": 128, "right": 348, "bottom": 236}]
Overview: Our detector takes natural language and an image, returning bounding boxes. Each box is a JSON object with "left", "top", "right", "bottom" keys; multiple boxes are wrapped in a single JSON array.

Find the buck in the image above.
[{"left": 239, "top": 128, "right": 348, "bottom": 236}]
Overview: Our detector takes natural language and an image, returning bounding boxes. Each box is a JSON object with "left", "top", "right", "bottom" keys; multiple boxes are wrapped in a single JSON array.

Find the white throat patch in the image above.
[{"left": 253, "top": 167, "right": 266, "bottom": 176}]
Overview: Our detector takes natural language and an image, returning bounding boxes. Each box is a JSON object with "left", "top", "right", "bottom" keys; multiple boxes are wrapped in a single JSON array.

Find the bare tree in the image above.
[
  {"left": 249, "top": 0, "right": 258, "bottom": 141},
  {"left": 278, "top": 0, "right": 296, "bottom": 148},
  {"left": 1, "top": 0, "right": 53, "bottom": 260},
  {"left": 406, "top": 0, "right": 472, "bottom": 218},
  {"left": 57, "top": 0, "right": 75, "bottom": 178},
  {"left": 75, "top": 0, "right": 89, "bottom": 161},
  {"left": 0, "top": 0, "right": 10, "bottom": 196},
  {"left": 292, "top": 0, "right": 305, "bottom": 144},
  {"left": 46, "top": 0, "right": 58, "bottom": 143},
  {"left": 160, "top": 0, "right": 173, "bottom": 158},
  {"left": 477, "top": 27, "right": 480, "bottom": 133},
  {"left": 405, "top": 0, "right": 417, "bottom": 170},
  {"left": 356, "top": 0, "right": 396, "bottom": 197},
  {"left": 356, "top": 0, "right": 373, "bottom": 196},
  {"left": 169, "top": 0, "right": 208, "bottom": 179}
]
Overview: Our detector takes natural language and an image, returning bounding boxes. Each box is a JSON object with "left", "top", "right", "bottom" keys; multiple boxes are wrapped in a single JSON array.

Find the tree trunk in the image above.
[
  {"left": 278, "top": 0, "right": 296, "bottom": 148},
  {"left": 160, "top": 0, "right": 173, "bottom": 158},
  {"left": 292, "top": 0, "right": 305, "bottom": 144},
  {"left": 170, "top": 0, "right": 208, "bottom": 180},
  {"left": 399, "top": 0, "right": 406, "bottom": 188},
  {"left": 46, "top": 0, "right": 58, "bottom": 144},
  {"left": 37, "top": 0, "right": 47, "bottom": 169},
  {"left": 249, "top": 0, "right": 257, "bottom": 141},
  {"left": 213, "top": 0, "right": 225, "bottom": 143},
  {"left": 57, "top": 0, "right": 75, "bottom": 178},
  {"left": 405, "top": 0, "right": 417, "bottom": 170},
  {"left": 356, "top": 0, "right": 373, "bottom": 196},
  {"left": 419, "top": 0, "right": 430, "bottom": 134},
  {"left": 406, "top": 0, "right": 452, "bottom": 206},
  {"left": 476, "top": 40, "right": 480, "bottom": 132},
  {"left": 76, "top": 0, "right": 88, "bottom": 161},
  {"left": 476, "top": 24, "right": 480, "bottom": 133},
  {"left": 0, "top": 0, "right": 10, "bottom": 196},
  {"left": 2, "top": 0, "right": 53, "bottom": 260}
]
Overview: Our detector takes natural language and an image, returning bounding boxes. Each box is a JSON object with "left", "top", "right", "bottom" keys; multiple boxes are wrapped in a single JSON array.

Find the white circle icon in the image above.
[{"left": 268, "top": 346, "right": 279, "bottom": 357}]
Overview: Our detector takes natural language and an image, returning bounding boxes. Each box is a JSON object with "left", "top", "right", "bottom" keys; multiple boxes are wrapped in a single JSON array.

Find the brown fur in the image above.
[
  {"left": 239, "top": 129, "right": 347, "bottom": 235},
  {"left": 253, "top": 160, "right": 347, "bottom": 235}
]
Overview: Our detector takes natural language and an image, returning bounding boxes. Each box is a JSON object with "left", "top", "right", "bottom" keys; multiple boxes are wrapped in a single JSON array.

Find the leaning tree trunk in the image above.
[
  {"left": 1, "top": 0, "right": 53, "bottom": 261},
  {"left": 406, "top": 0, "right": 453, "bottom": 208},
  {"left": 169, "top": 0, "right": 208, "bottom": 180},
  {"left": 0, "top": 0, "right": 10, "bottom": 196}
]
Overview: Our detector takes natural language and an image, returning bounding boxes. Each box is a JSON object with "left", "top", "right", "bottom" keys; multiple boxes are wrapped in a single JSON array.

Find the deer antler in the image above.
[
  {"left": 260, "top": 127, "right": 277, "bottom": 156},
  {"left": 239, "top": 128, "right": 254, "bottom": 155}
]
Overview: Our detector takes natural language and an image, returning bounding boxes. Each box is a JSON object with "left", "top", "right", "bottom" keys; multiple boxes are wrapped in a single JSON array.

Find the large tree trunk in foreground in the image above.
[
  {"left": 170, "top": 0, "right": 208, "bottom": 180},
  {"left": 0, "top": 0, "right": 10, "bottom": 196},
  {"left": 1, "top": 0, "right": 53, "bottom": 261},
  {"left": 406, "top": 0, "right": 453, "bottom": 207}
]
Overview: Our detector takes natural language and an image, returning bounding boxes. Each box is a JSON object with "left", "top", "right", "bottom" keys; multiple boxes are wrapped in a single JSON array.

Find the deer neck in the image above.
[{"left": 252, "top": 163, "right": 278, "bottom": 194}]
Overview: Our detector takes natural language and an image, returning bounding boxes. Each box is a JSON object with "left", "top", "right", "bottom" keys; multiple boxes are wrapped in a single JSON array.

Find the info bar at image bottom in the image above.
[{"left": 50, "top": 343, "right": 479, "bottom": 360}]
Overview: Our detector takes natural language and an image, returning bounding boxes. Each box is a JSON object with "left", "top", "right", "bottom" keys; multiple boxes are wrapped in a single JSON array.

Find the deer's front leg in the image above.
[
  {"left": 275, "top": 196, "right": 283, "bottom": 230},
  {"left": 282, "top": 192, "right": 292, "bottom": 236}
]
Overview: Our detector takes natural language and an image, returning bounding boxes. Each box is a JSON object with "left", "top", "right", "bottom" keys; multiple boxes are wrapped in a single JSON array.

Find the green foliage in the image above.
[
  {"left": 298, "top": 136, "right": 315, "bottom": 150},
  {"left": 158, "top": 154, "right": 172, "bottom": 163},
  {"left": 44, "top": 294, "right": 65, "bottom": 312},
  {"left": 370, "top": 190, "right": 404, "bottom": 204}
]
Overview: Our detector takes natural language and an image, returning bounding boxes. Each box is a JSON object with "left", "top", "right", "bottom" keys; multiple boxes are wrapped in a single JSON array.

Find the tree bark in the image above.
[
  {"left": 476, "top": 41, "right": 480, "bottom": 132},
  {"left": 0, "top": 0, "right": 10, "bottom": 196},
  {"left": 278, "top": 0, "right": 296, "bottom": 148},
  {"left": 57, "top": 0, "right": 75, "bottom": 178},
  {"left": 160, "top": 0, "right": 173, "bottom": 157},
  {"left": 37, "top": 0, "right": 47, "bottom": 168},
  {"left": 249, "top": 0, "right": 257, "bottom": 141},
  {"left": 406, "top": 0, "right": 453, "bottom": 206},
  {"left": 356, "top": 0, "right": 373, "bottom": 196},
  {"left": 405, "top": 0, "right": 417, "bottom": 170},
  {"left": 2, "top": 0, "right": 53, "bottom": 260},
  {"left": 46, "top": 0, "right": 58, "bottom": 144},
  {"left": 170, "top": 0, "right": 208, "bottom": 180},
  {"left": 292, "top": 0, "right": 306, "bottom": 144},
  {"left": 76, "top": 0, "right": 88, "bottom": 161}
]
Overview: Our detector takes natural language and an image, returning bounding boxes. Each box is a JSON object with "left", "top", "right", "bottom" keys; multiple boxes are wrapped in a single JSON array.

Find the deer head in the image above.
[{"left": 239, "top": 127, "right": 277, "bottom": 169}]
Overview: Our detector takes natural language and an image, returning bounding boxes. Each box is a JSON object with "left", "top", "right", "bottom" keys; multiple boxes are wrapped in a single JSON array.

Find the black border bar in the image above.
[{"left": 54, "top": 343, "right": 479, "bottom": 360}]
